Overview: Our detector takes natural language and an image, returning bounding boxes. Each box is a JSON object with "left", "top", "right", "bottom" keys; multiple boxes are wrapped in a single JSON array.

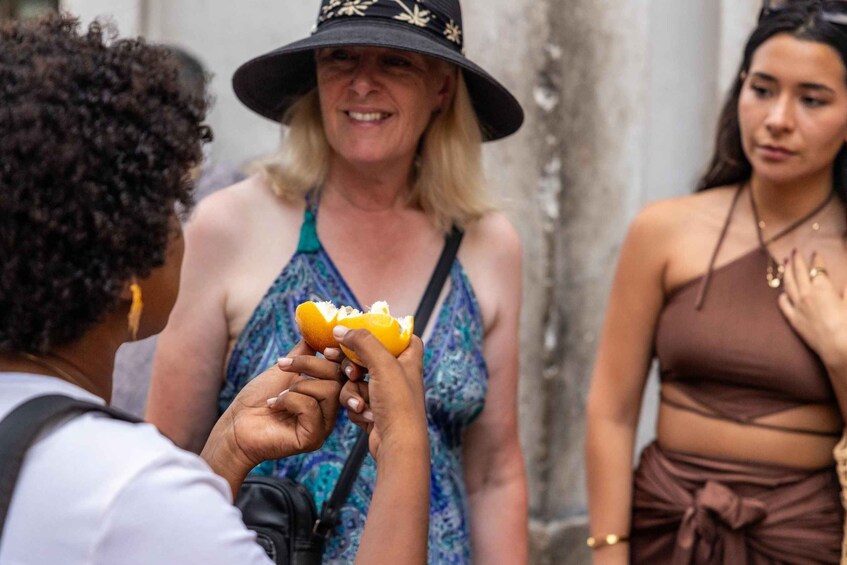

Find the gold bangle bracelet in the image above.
[{"left": 586, "top": 533, "right": 630, "bottom": 549}]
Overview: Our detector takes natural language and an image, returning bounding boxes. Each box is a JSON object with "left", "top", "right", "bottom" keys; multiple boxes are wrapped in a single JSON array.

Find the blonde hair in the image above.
[{"left": 251, "top": 71, "right": 491, "bottom": 232}]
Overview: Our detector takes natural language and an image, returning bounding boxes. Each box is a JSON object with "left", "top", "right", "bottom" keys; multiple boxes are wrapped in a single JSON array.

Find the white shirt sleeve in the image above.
[{"left": 92, "top": 451, "right": 273, "bottom": 565}]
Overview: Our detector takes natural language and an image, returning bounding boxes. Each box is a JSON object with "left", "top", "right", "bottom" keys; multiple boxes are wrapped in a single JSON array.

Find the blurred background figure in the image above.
[
  {"left": 586, "top": 2, "right": 847, "bottom": 562},
  {"left": 0, "top": 0, "right": 56, "bottom": 19}
]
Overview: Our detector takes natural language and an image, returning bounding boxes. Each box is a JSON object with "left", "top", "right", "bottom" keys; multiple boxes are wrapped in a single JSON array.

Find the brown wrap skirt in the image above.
[{"left": 631, "top": 442, "right": 843, "bottom": 564}]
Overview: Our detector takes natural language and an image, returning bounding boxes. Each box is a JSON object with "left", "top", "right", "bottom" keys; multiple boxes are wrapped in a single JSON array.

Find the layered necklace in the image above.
[{"left": 748, "top": 184, "right": 834, "bottom": 289}]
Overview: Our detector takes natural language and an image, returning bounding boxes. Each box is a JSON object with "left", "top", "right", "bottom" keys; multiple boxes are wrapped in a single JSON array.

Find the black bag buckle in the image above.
[{"left": 312, "top": 516, "right": 337, "bottom": 539}]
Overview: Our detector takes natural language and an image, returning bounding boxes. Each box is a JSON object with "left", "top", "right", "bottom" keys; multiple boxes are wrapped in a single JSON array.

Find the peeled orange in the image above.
[
  {"left": 294, "top": 299, "right": 414, "bottom": 366},
  {"left": 294, "top": 300, "right": 339, "bottom": 352},
  {"left": 336, "top": 301, "right": 414, "bottom": 366}
]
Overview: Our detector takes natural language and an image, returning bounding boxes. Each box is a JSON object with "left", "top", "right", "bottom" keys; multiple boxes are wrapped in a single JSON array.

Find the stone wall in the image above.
[{"left": 61, "top": 0, "right": 760, "bottom": 561}]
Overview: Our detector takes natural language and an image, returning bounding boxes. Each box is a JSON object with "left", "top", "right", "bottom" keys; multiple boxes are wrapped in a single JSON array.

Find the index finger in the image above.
[
  {"left": 792, "top": 249, "right": 812, "bottom": 294},
  {"left": 279, "top": 354, "right": 345, "bottom": 383}
]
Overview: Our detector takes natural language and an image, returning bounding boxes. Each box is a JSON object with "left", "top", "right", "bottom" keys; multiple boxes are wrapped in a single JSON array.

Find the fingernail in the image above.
[
  {"left": 347, "top": 398, "right": 360, "bottom": 411},
  {"left": 323, "top": 347, "right": 341, "bottom": 359},
  {"left": 278, "top": 357, "right": 293, "bottom": 368},
  {"left": 362, "top": 409, "right": 374, "bottom": 422},
  {"left": 333, "top": 325, "right": 350, "bottom": 338},
  {"left": 268, "top": 389, "right": 290, "bottom": 406},
  {"left": 344, "top": 365, "right": 353, "bottom": 377}
]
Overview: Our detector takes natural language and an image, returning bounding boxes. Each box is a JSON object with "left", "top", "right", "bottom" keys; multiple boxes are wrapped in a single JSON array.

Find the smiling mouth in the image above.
[{"left": 346, "top": 111, "right": 391, "bottom": 122}]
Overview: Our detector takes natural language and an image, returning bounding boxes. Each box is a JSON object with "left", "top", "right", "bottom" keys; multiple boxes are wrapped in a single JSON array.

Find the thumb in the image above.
[{"left": 333, "top": 326, "right": 395, "bottom": 372}]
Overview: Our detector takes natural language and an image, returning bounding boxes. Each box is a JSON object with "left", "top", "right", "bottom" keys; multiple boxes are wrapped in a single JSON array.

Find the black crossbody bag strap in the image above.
[
  {"left": 313, "top": 225, "right": 464, "bottom": 538},
  {"left": 0, "top": 394, "right": 140, "bottom": 543}
]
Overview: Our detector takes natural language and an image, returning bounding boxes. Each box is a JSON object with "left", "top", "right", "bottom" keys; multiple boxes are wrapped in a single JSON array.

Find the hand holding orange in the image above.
[{"left": 295, "top": 300, "right": 414, "bottom": 366}]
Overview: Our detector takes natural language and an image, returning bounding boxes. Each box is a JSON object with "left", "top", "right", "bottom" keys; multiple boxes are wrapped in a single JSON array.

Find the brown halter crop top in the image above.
[{"left": 654, "top": 185, "right": 841, "bottom": 438}]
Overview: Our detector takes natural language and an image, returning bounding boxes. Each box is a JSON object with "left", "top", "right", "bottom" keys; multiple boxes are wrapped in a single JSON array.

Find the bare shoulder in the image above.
[
  {"left": 190, "top": 174, "right": 302, "bottom": 228},
  {"left": 185, "top": 174, "right": 304, "bottom": 258},
  {"left": 460, "top": 211, "right": 521, "bottom": 267},
  {"left": 628, "top": 186, "right": 738, "bottom": 247}
]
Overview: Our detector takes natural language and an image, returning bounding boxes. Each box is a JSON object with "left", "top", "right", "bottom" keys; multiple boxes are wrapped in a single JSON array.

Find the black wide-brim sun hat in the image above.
[{"left": 232, "top": 0, "right": 524, "bottom": 142}]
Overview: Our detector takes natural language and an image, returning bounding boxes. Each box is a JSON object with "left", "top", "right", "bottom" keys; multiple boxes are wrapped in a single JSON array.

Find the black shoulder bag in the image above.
[{"left": 234, "top": 226, "right": 463, "bottom": 564}]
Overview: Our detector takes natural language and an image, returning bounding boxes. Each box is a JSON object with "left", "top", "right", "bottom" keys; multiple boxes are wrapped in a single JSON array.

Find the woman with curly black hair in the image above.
[{"left": 0, "top": 13, "right": 431, "bottom": 565}]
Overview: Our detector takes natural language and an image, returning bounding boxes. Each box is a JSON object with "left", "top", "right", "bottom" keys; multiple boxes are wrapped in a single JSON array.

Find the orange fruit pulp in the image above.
[{"left": 294, "top": 300, "right": 414, "bottom": 366}]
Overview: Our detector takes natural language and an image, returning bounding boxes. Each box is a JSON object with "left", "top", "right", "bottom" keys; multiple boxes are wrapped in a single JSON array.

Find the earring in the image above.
[{"left": 128, "top": 282, "right": 143, "bottom": 341}]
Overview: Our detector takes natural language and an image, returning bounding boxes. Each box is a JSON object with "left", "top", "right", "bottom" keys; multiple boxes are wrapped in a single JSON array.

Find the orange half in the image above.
[
  {"left": 336, "top": 301, "right": 414, "bottom": 366},
  {"left": 294, "top": 300, "right": 339, "bottom": 352}
]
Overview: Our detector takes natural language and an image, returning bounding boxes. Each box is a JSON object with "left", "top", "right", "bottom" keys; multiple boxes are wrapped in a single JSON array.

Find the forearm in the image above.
[
  {"left": 200, "top": 410, "right": 253, "bottom": 500},
  {"left": 356, "top": 439, "right": 431, "bottom": 565},
  {"left": 467, "top": 468, "right": 528, "bottom": 564},
  {"left": 585, "top": 413, "right": 638, "bottom": 565},
  {"left": 147, "top": 341, "right": 226, "bottom": 453}
]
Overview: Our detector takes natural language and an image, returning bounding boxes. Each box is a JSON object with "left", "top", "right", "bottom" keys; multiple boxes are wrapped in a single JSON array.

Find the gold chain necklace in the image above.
[
  {"left": 749, "top": 185, "right": 834, "bottom": 289},
  {"left": 17, "top": 351, "right": 88, "bottom": 389}
]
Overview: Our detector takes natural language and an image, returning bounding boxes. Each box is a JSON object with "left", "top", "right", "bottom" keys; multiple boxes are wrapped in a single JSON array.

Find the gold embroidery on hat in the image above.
[
  {"left": 394, "top": 0, "right": 431, "bottom": 27},
  {"left": 320, "top": 0, "right": 378, "bottom": 21},
  {"left": 444, "top": 19, "right": 462, "bottom": 44},
  {"left": 321, "top": 0, "right": 341, "bottom": 18},
  {"left": 339, "top": 0, "right": 378, "bottom": 17}
]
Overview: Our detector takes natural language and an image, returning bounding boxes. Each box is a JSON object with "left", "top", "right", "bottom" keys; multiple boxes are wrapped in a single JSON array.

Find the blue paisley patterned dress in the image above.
[{"left": 219, "top": 201, "right": 488, "bottom": 564}]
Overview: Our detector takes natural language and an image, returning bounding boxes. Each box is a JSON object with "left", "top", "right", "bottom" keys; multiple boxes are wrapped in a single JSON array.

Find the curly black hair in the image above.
[{"left": 0, "top": 13, "right": 211, "bottom": 353}]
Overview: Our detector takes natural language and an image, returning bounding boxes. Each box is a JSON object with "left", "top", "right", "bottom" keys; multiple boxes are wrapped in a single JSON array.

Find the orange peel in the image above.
[
  {"left": 294, "top": 299, "right": 414, "bottom": 366},
  {"left": 294, "top": 300, "right": 339, "bottom": 353}
]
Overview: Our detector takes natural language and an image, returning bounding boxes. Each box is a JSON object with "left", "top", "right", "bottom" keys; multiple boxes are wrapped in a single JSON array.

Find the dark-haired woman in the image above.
[
  {"left": 0, "top": 13, "right": 430, "bottom": 565},
  {"left": 586, "top": 2, "right": 847, "bottom": 563}
]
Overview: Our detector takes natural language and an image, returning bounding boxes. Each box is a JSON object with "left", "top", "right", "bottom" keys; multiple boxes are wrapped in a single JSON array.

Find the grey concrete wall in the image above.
[{"left": 62, "top": 0, "right": 760, "bottom": 561}]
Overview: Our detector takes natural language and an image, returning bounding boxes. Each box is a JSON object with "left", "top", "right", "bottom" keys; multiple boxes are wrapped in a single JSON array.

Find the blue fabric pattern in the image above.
[{"left": 219, "top": 203, "right": 488, "bottom": 564}]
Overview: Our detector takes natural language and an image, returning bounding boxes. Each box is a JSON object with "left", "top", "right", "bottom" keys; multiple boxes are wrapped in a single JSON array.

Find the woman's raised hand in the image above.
[{"left": 779, "top": 251, "right": 847, "bottom": 370}]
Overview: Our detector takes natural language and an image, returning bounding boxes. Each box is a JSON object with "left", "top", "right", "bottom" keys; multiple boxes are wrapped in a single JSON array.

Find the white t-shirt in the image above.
[{"left": 0, "top": 373, "right": 272, "bottom": 565}]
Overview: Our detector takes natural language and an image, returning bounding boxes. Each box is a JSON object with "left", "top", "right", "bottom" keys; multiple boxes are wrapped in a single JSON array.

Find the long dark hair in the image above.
[{"left": 699, "top": 3, "right": 847, "bottom": 206}]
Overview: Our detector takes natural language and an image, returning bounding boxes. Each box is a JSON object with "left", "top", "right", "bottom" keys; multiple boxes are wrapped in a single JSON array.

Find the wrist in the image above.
[
  {"left": 824, "top": 340, "right": 847, "bottom": 374},
  {"left": 590, "top": 541, "right": 628, "bottom": 565},
  {"left": 376, "top": 432, "right": 429, "bottom": 466},
  {"left": 201, "top": 411, "right": 254, "bottom": 493}
]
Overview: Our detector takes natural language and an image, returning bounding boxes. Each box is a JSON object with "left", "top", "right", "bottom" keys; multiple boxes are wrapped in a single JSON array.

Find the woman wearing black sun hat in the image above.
[{"left": 148, "top": 0, "right": 529, "bottom": 563}]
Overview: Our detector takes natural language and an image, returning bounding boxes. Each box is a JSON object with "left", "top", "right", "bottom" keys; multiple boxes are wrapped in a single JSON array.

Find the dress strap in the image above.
[
  {"left": 296, "top": 192, "right": 322, "bottom": 253},
  {"left": 659, "top": 392, "right": 841, "bottom": 438},
  {"left": 694, "top": 184, "right": 745, "bottom": 310}
]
